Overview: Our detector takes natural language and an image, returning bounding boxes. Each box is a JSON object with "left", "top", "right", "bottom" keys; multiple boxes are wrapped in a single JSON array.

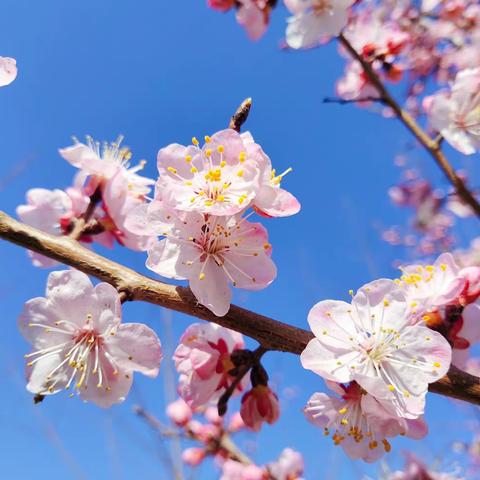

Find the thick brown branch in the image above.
[
  {"left": 338, "top": 34, "right": 480, "bottom": 218},
  {"left": 1, "top": 210, "right": 480, "bottom": 405}
]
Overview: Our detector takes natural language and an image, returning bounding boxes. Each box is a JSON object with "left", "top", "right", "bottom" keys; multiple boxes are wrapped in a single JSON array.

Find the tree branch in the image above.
[
  {"left": 1, "top": 210, "right": 480, "bottom": 405},
  {"left": 229, "top": 98, "right": 253, "bottom": 132},
  {"left": 337, "top": 34, "right": 480, "bottom": 218}
]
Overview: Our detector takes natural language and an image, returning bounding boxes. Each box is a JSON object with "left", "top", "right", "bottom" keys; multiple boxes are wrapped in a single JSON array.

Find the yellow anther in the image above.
[
  {"left": 369, "top": 441, "right": 378, "bottom": 450},
  {"left": 440, "top": 263, "right": 447, "bottom": 271},
  {"left": 410, "top": 302, "right": 417, "bottom": 308},
  {"left": 322, "top": 330, "right": 328, "bottom": 335},
  {"left": 217, "top": 145, "right": 224, "bottom": 153},
  {"left": 190, "top": 197, "right": 196, "bottom": 203},
  {"left": 185, "top": 181, "right": 193, "bottom": 186},
  {"left": 237, "top": 170, "right": 244, "bottom": 177},
  {"left": 220, "top": 160, "right": 226, "bottom": 168},
  {"left": 167, "top": 166, "right": 177, "bottom": 174},
  {"left": 205, "top": 148, "right": 212, "bottom": 157},
  {"left": 239, "top": 151, "right": 247, "bottom": 162},
  {"left": 403, "top": 390, "right": 410, "bottom": 398},
  {"left": 192, "top": 137, "right": 199, "bottom": 146},
  {"left": 423, "top": 314, "right": 430, "bottom": 322},
  {"left": 204, "top": 135, "right": 211, "bottom": 143},
  {"left": 383, "top": 299, "right": 390, "bottom": 307},
  {"left": 425, "top": 265, "right": 434, "bottom": 272},
  {"left": 238, "top": 194, "right": 247, "bottom": 205},
  {"left": 339, "top": 407, "right": 348, "bottom": 414},
  {"left": 263, "top": 242, "right": 271, "bottom": 250},
  {"left": 204, "top": 200, "right": 214, "bottom": 207},
  {"left": 185, "top": 155, "right": 192, "bottom": 163},
  {"left": 199, "top": 273, "right": 206, "bottom": 280},
  {"left": 388, "top": 384, "right": 395, "bottom": 392},
  {"left": 217, "top": 195, "right": 225, "bottom": 202},
  {"left": 340, "top": 418, "right": 348, "bottom": 425},
  {"left": 205, "top": 168, "right": 222, "bottom": 182},
  {"left": 348, "top": 289, "right": 354, "bottom": 296},
  {"left": 190, "top": 166, "right": 198, "bottom": 173},
  {"left": 433, "top": 362, "right": 441, "bottom": 368}
]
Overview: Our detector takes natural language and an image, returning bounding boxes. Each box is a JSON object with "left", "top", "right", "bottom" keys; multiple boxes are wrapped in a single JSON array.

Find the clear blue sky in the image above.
[{"left": 0, "top": 1, "right": 478, "bottom": 479}]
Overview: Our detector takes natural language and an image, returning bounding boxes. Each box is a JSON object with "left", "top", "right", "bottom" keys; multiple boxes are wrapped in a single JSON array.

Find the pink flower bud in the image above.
[
  {"left": 166, "top": 398, "right": 192, "bottom": 427},
  {"left": 240, "top": 385, "right": 280, "bottom": 432},
  {"left": 204, "top": 406, "right": 222, "bottom": 425},
  {"left": 182, "top": 447, "right": 206, "bottom": 466}
]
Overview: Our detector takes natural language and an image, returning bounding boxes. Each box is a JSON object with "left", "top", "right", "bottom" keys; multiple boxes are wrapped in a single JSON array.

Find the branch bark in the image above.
[
  {"left": 337, "top": 34, "right": 480, "bottom": 218},
  {"left": 1, "top": 210, "right": 480, "bottom": 405}
]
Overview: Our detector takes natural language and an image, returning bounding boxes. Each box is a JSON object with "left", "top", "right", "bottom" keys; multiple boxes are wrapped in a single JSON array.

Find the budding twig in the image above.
[
  {"left": 217, "top": 346, "right": 268, "bottom": 416},
  {"left": 229, "top": 98, "right": 253, "bottom": 132},
  {"left": 0, "top": 211, "right": 480, "bottom": 405},
  {"left": 337, "top": 33, "right": 480, "bottom": 218}
]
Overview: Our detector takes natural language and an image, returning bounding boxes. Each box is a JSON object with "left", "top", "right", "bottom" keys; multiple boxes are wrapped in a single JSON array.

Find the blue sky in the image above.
[{"left": 0, "top": 1, "right": 478, "bottom": 478}]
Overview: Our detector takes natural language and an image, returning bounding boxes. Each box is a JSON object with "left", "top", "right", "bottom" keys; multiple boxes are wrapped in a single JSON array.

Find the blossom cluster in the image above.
[
  {"left": 301, "top": 252, "right": 480, "bottom": 462},
  {"left": 126, "top": 128, "right": 300, "bottom": 316},
  {"left": 165, "top": 398, "right": 304, "bottom": 479}
]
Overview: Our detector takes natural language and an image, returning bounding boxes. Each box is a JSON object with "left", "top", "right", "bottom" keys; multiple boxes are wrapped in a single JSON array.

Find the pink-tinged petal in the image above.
[
  {"left": 353, "top": 279, "right": 407, "bottom": 332},
  {"left": 91, "top": 282, "right": 121, "bottom": 333},
  {"left": 26, "top": 353, "right": 69, "bottom": 395},
  {"left": 157, "top": 143, "right": 200, "bottom": 178},
  {"left": 0, "top": 56, "right": 17, "bottom": 87},
  {"left": 301, "top": 338, "right": 357, "bottom": 383},
  {"left": 80, "top": 364, "right": 134, "bottom": 408},
  {"left": 124, "top": 201, "right": 176, "bottom": 237},
  {"left": 307, "top": 299, "right": 358, "bottom": 343},
  {"left": 236, "top": 0, "right": 268, "bottom": 41},
  {"left": 304, "top": 391, "right": 343, "bottom": 428},
  {"left": 146, "top": 239, "right": 196, "bottom": 280},
  {"left": 254, "top": 186, "right": 301, "bottom": 217},
  {"left": 405, "top": 417, "right": 428, "bottom": 440},
  {"left": 189, "top": 260, "right": 232, "bottom": 317},
  {"left": 284, "top": 0, "right": 309, "bottom": 15},
  {"left": 59, "top": 143, "right": 105, "bottom": 174},
  {"left": 459, "top": 303, "right": 480, "bottom": 345},
  {"left": 18, "top": 297, "right": 70, "bottom": 347},
  {"left": 105, "top": 323, "right": 162, "bottom": 377},
  {"left": 46, "top": 270, "right": 95, "bottom": 323}
]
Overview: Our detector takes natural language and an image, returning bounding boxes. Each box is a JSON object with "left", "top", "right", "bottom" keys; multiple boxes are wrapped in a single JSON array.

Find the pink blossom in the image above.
[
  {"left": 156, "top": 129, "right": 261, "bottom": 216},
  {"left": 17, "top": 188, "right": 82, "bottom": 268},
  {"left": 130, "top": 201, "right": 276, "bottom": 317},
  {"left": 305, "top": 382, "right": 428, "bottom": 463},
  {"left": 398, "top": 253, "right": 466, "bottom": 319},
  {"left": 301, "top": 279, "right": 452, "bottom": 418},
  {"left": 336, "top": 61, "right": 377, "bottom": 102},
  {"left": 220, "top": 460, "right": 266, "bottom": 480},
  {"left": 208, "top": 0, "right": 235, "bottom": 12},
  {"left": 285, "top": 0, "right": 355, "bottom": 49},
  {"left": 427, "top": 68, "right": 480, "bottom": 155},
  {"left": 19, "top": 270, "right": 162, "bottom": 407},
  {"left": 236, "top": 0, "right": 269, "bottom": 42},
  {"left": 166, "top": 398, "right": 193, "bottom": 426},
  {"left": 182, "top": 447, "right": 206, "bottom": 466},
  {"left": 204, "top": 405, "right": 223, "bottom": 425},
  {"left": 59, "top": 136, "right": 153, "bottom": 194},
  {"left": 60, "top": 137, "right": 155, "bottom": 251},
  {"left": 0, "top": 56, "right": 17, "bottom": 87},
  {"left": 240, "top": 385, "right": 280, "bottom": 431},
  {"left": 173, "top": 323, "right": 246, "bottom": 408},
  {"left": 268, "top": 448, "right": 304, "bottom": 480},
  {"left": 453, "top": 299, "right": 480, "bottom": 367}
]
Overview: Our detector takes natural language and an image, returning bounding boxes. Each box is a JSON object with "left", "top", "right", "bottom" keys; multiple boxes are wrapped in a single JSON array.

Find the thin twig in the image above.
[
  {"left": 68, "top": 187, "right": 102, "bottom": 240},
  {"left": 218, "top": 346, "right": 267, "bottom": 416},
  {"left": 337, "top": 33, "right": 480, "bottom": 218},
  {"left": 0, "top": 211, "right": 479, "bottom": 405},
  {"left": 323, "top": 96, "right": 383, "bottom": 105}
]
